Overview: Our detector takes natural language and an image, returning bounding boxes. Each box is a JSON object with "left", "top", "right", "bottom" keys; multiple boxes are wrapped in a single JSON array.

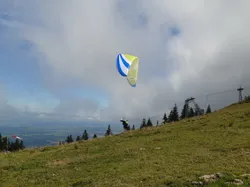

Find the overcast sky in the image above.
[{"left": 0, "top": 0, "right": 250, "bottom": 125}]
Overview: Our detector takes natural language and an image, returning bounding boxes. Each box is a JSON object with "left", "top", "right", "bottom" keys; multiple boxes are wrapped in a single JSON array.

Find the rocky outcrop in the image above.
[
  {"left": 225, "top": 179, "right": 244, "bottom": 186},
  {"left": 191, "top": 172, "right": 249, "bottom": 186}
]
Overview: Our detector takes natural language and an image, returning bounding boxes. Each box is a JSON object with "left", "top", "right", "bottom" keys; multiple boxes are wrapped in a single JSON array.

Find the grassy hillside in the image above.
[{"left": 1, "top": 102, "right": 250, "bottom": 187}]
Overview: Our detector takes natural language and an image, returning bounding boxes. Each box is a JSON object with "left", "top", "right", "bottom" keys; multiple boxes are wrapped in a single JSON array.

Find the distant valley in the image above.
[{"left": 0, "top": 122, "right": 123, "bottom": 147}]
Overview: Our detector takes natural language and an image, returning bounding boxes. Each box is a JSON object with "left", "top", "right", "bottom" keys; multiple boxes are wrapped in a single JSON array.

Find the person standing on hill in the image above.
[{"left": 120, "top": 119, "right": 130, "bottom": 131}]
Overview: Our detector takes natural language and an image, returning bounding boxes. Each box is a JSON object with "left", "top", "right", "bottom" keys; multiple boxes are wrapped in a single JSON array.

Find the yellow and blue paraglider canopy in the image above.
[{"left": 116, "top": 53, "right": 139, "bottom": 87}]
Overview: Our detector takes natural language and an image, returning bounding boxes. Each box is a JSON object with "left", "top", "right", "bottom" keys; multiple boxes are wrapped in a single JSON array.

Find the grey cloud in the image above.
[
  {"left": 0, "top": 103, "right": 101, "bottom": 126},
  {"left": 54, "top": 98, "right": 100, "bottom": 119}
]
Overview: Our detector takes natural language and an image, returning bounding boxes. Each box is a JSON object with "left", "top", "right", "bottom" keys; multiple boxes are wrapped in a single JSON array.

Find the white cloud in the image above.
[{"left": 1, "top": 0, "right": 250, "bottom": 122}]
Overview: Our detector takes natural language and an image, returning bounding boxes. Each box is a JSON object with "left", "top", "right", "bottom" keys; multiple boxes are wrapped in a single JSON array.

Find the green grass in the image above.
[{"left": 1, "top": 103, "right": 250, "bottom": 187}]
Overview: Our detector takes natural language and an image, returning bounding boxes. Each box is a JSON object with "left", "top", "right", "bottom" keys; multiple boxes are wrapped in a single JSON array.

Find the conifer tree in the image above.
[
  {"left": 82, "top": 130, "right": 89, "bottom": 140},
  {"left": 69, "top": 135, "right": 74, "bottom": 142},
  {"left": 146, "top": 118, "right": 153, "bottom": 127},
  {"left": 66, "top": 135, "right": 74, "bottom": 143},
  {"left": 206, "top": 105, "right": 212, "bottom": 114},
  {"left": 105, "top": 125, "right": 112, "bottom": 136},
  {"left": 180, "top": 104, "right": 188, "bottom": 119},
  {"left": 9, "top": 142, "right": 15, "bottom": 151},
  {"left": 76, "top": 136, "right": 81, "bottom": 141},
  {"left": 140, "top": 118, "right": 147, "bottom": 129},
  {"left": 2, "top": 136, "right": 9, "bottom": 151},
  {"left": 93, "top": 134, "right": 97, "bottom": 138},
  {"left": 172, "top": 104, "right": 179, "bottom": 121},
  {"left": 14, "top": 139, "right": 20, "bottom": 150},
  {"left": 168, "top": 110, "right": 173, "bottom": 122},
  {"left": 162, "top": 113, "right": 168, "bottom": 123}
]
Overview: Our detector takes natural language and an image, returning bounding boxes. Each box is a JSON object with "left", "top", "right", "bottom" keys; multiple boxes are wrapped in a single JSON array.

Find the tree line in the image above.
[
  {"left": 61, "top": 124, "right": 114, "bottom": 144},
  {"left": 62, "top": 103, "right": 212, "bottom": 144},
  {"left": 140, "top": 103, "right": 212, "bottom": 129},
  {"left": 0, "top": 134, "right": 25, "bottom": 152},
  {"left": 162, "top": 103, "right": 212, "bottom": 124}
]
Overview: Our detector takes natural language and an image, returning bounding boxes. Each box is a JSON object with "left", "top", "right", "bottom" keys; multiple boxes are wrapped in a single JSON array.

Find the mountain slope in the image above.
[{"left": 1, "top": 102, "right": 250, "bottom": 187}]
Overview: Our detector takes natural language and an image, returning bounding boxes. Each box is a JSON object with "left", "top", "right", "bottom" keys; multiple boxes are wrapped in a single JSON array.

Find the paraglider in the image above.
[
  {"left": 116, "top": 53, "right": 139, "bottom": 87},
  {"left": 116, "top": 53, "right": 139, "bottom": 130},
  {"left": 12, "top": 134, "right": 22, "bottom": 140}
]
